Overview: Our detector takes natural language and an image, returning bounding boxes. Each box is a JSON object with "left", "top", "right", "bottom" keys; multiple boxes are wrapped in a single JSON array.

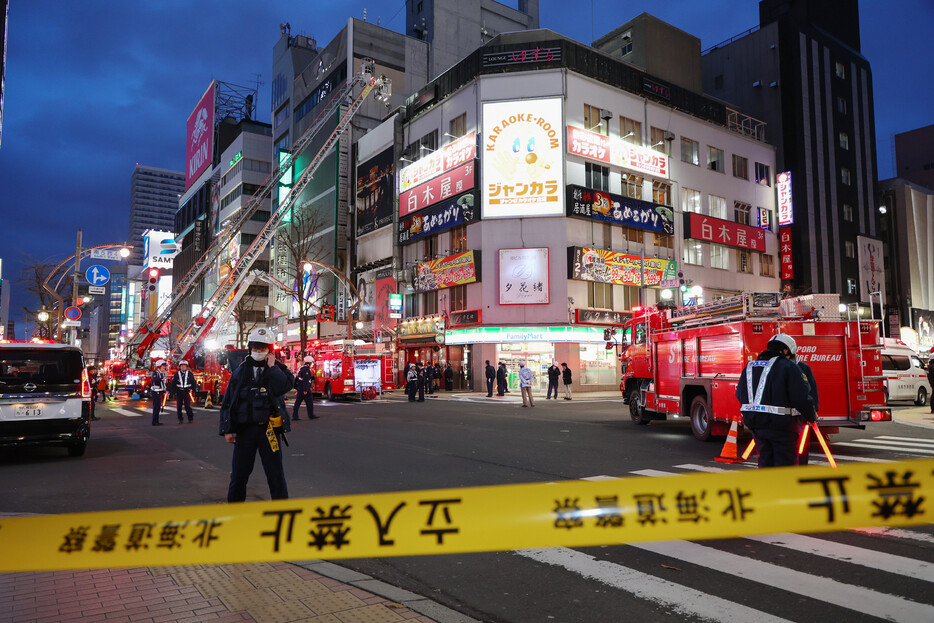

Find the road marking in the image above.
[
  {"left": 632, "top": 540, "right": 934, "bottom": 623},
  {"left": 628, "top": 469, "right": 680, "bottom": 477},
  {"left": 673, "top": 464, "right": 729, "bottom": 473},
  {"left": 813, "top": 453, "right": 891, "bottom": 463},
  {"left": 746, "top": 533, "right": 934, "bottom": 581},
  {"left": 581, "top": 475, "right": 619, "bottom": 481},
  {"left": 835, "top": 442, "right": 934, "bottom": 455},
  {"left": 516, "top": 547, "right": 793, "bottom": 623},
  {"left": 851, "top": 527, "right": 934, "bottom": 545},
  {"left": 109, "top": 408, "right": 142, "bottom": 418},
  {"left": 874, "top": 436, "right": 934, "bottom": 447}
]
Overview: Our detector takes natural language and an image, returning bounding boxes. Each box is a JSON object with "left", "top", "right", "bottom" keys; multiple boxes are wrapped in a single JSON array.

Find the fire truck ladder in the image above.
[
  {"left": 668, "top": 292, "right": 782, "bottom": 328},
  {"left": 171, "top": 65, "right": 390, "bottom": 360},
  {"left": 126, "top": 60, "right": 389, "bottom": 367}
]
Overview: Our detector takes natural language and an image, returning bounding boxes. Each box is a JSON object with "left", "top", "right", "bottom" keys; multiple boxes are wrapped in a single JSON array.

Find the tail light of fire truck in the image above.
[{"left": 859, "top": 409, "right": 892, "bottom": 422}]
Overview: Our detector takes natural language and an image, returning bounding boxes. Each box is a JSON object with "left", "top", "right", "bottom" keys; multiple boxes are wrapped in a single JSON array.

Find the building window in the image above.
[
  {"left": 620, "top": 116, "right": 641, "bottom": 144},
  {"left": 732, "top": 154, "right": 749, "bottom": 180},
  {"left": 843, "top": 203, "right": 854, "bottom": 221},
  {"left": 619, "top": 31, "right": 632, "bottom": 56},
  {"left": 841, "top": 168, "right": 852, "bottom": 185},
  {"left": 585, "top": 162, "right": 610, "bottom": 191},
  {"left": 681, "top": 137, "right": 700, "bottom": 166},
  {"left": 709, "top": 194, "right": 727, "bottom": 219},
  {"left": 650, "top": 127, "right": 667, "bottom": 153},
  {"left": 710, "top": 244, "right": 729, "bottom": 269},
  {"left": 684, "top": 241, "right": 704, "bottom": 266},
  {"left": 584, "top": 104, "right": 607, "bottom": 135},
  {"left": 423, "top": 291, "right": 437, "bottom": 315},
  {"left": 450, "top": 225, "right": 467, "bottom": 253},
  {"left": 760, "top": 254, "right": 775, "bottom": 277},
  {"left": 425, "top": 234, "right": 437, "bottom": 259},
  {"left": 449, "top": 284, "right": 467, "bottom": 311},
  {"left": 449, "top": 113, "right": 467, "bottom": 139},
  {"left": 847, "top": 278, "right": 857, "bottom": 294},
  {"left": 737, "top": 250, "right": 753, "bottom": 274},
  {"left": 839, "top": 131, "right": 849, "bottom": 150},
  {"left": 837, "top": 96, "right": 847, "bottom": 115},
  {"left": 587, "top": 281, "right": 614, "bottom": 309},
  {"left": 682, "top": 188, "right": 702, "bottom": 214},
  {"left": 621, "top": 226, "right": 643, "bottom": 244},
  {"left": 707, "top": 146, "right": 725, "bottom": 172},
  {"left": 845, "top": 240, "right": 856, "bottom": 258},
  {"left": 653, "top": 181, "right": 671, "bottom": 206},
  {"left": 621, "top": 173, "right": 643, "bottom": 199},
  {"left": 404, "top": 293, "right": 419, "bottom": 318},
  {"left": 835, "top": 61, "right": 846, "bottom": 79},
  {"left": 754, "top": 162, "right": 771, "bottom": 186},
  {"left": 734, "top": 201, "right": 751, "bottom": 225},
  {"left": 654, "top": 232, "right": 673, "bottom": 249}
]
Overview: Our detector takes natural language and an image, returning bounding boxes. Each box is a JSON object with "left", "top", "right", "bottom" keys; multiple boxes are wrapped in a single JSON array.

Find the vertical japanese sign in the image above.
[
  {"left": 857, "top": 235, "right": 885, "bottom": 304},
  {"left": 482, "top": 98, "right": 564, "bottom": 218},
  {"left": 185, "top": 82, "right": 215, "bottom": 190},
  {"left": 776, "top": 171, "right": 793, "bottom": 226},
  {"left": 780, "top": 227, "right": 794, "bottom": 280},
  {"left": 499, "top": 248, "right": 549, "bottom": 305}
]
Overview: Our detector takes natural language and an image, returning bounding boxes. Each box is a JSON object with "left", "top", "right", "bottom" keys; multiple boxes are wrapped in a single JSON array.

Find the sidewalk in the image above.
[
  {"left": 891, "top": 404, "right": 934, "bottom": 429},
  {"left": 380, "top": 389, "right": 623, "bottom": 403}
]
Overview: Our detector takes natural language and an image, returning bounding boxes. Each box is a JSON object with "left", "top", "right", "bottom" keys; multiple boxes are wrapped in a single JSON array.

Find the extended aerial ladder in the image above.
[
  {"left": 127, "top": 59, "right": 390, "bottom": 367},
  {"left": 169, "top": 61, "right": 390, "bottom": 362}
]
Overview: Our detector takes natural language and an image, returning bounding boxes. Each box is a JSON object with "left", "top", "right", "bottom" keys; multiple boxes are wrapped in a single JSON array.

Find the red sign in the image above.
[
  {"left": 400, "top": 161, "right": 476, "bottom": 217},
  {"left": 64, "top": 306, "right": 82, "bottom": 321},
  {"left": 776, "top": 171, "right": 793, "bottom": 226},
  {"left": 414, "top": 251, "right": 480, "bottom": 292},
  {"left": 185, "top": 82, "right": 215, "bottom": 190},
  {"left": 567, "top": 126, "right": 669, "bottom": 178},
  {"left": 683, "top": 212, "right": 767, "bottom": 252},
  {"left": 399, "top": 132, "right": 477, "bottom": 192},
  {"left": 780, "top": 227, "right": 794, "bottom": 280}
]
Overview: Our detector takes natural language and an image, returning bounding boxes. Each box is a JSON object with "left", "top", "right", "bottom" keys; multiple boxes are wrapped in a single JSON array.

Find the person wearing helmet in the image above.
[
  {"left": 735, "top": 333, "right": 816, "bottom": 467},
  {"left": 219, "top": 327, "right": 295, "bottom": 502},
  {"left": 293, "top": 355, "right": 317, "bottom": 420},
  {"left": 172, "top": 360, "right": 197, "bottom": 424},
  {"left": 150, "top": 360, "right": 168, "bottom": 426}
]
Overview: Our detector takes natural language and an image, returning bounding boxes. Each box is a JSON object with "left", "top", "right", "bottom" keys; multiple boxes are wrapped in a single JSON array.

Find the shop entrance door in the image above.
[{"left": 496, "top": 343, "right": 554, "bottom": 392}]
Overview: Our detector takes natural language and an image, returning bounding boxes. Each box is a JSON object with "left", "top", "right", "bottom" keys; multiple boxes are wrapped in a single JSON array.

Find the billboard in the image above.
[
  {"left": 857, "top": 235, "right": 885, "bottom": 304},
  {"left": 399, "top": 161, "right": 475, "bottom": 217},
  {"left": 682, "top": 213, "right": 767, "bottom": 252},
  {"left": 566, "top": 185, "right": 674, "bottom": 234},
  {"left": 355, "top": 147, "right": 395, "bottom": 236},
  {"left": 912, "top": 308, "right": 934, "bottom": 353},
  {"left": 185, "top": 82, "right": 215, "bottom": 190},
  {"left": 414, "top": 251, "right": 480, "bottom": 292},
  {"left": 569, "top": 247, "right": 677, "bottom": 287},
  {"left": 399, "top": 131, "right": 477, "bottom": 192},
  {"left": 776, "top": 171, "right": 793, "bottom": 226},
  {"left": 142, "top": 230, "right": 181, "bottom": 269},
  {"left": 567, "top": 126, "right": 669, "bottom": 179},
  {"left": 399, "top": 191, "right": 477, "bottom": 245},
  {"left": 780, "top": 227, "right": 794, "bottom": 280},
  {"left": 373, "top": 268, "right": 397, "bottom": 333},
  {"left": 499, "top": 248, "right": 549, "bottom": 305},
  {"left": 482, "top": 98, "right": 564, "bottom": 218}
]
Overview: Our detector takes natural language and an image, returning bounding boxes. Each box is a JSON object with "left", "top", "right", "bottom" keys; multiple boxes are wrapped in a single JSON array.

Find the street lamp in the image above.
[
  {"left": 37, "top": 310, "right": 50, "bottom": 323},
  {"left": 119, "top": 247, "right": 131, "bottom": 258},
  {"left": 303, "top": 262, "right": 313, "bottom": 273},
  {"left": 660, "top": 289, "right": 673, "bottom": 301}
]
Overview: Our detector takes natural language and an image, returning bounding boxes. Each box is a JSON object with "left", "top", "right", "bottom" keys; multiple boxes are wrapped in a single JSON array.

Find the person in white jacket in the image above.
[{"left": 518, "top": 361, "right": 535, "bottom": 407}]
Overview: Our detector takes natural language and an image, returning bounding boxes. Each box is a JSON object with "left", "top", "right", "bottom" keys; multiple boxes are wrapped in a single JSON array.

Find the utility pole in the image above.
[{"left": 71, "top": 229, "right": 82, "bottom": 346}]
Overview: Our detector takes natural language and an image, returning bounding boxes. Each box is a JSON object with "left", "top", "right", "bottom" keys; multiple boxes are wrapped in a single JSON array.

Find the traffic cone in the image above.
[
  {"left": 204, "top": 393, "right": 213, "bottom": 409},
  {"left": 715, "top": 412, "right": 744, "bottom": 463}
]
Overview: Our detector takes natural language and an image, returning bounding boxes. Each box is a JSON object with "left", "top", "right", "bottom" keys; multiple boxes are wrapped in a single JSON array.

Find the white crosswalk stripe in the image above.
[{"left": 834, "top": 441, "right": 934, "bottom": 454}]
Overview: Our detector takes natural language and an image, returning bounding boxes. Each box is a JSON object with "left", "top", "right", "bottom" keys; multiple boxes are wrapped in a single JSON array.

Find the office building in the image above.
[
  {"left": 129, "top": 166, "right": 184, "bottom": 265},
  {"left": 893, "top": 124, "right": 934, "bottom": 190}
]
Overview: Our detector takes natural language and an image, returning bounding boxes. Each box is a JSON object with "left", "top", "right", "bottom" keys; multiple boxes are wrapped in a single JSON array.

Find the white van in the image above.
[{"left": 881, "top": 342, "right": 931, "bottom": 406}]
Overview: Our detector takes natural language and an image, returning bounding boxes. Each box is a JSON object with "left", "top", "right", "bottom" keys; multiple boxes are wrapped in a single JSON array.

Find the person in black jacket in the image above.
[
  {"left": 561, "top": 363, "right": 573, "bottom": 400},
  {"left": 150, "top": 360, "right": 168, "bottom": 426},
  {"left": 546, "top": 362, "right": 560, "bottom": 399},
  {"left": 735, "top": 334, "right": 816, "bottom": 468},
  {"left": 485, "top": 360, "right": 496, "bottom": 397},
  {"left": 219, "top": 328, "right": 295, "bottom": 502},
  {"left": 444, "top": 362, "right": 454, "bottom": 391},
  {"left": 415, "top": 363, "right": 426, "bottom": 402},
  {"left": 171, "top": 360, "right": 197, "bottom": 423},
  {"left": 292, "top": 356, "right": 317, "bottom": 420},
  {"left": 496, "top": 361, "right": 507, "bottom": 396}
]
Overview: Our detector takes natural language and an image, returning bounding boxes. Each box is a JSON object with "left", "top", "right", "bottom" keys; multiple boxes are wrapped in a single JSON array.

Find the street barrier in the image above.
[{"left": 1, "top": 458, "right": 931, "bottom": 572}]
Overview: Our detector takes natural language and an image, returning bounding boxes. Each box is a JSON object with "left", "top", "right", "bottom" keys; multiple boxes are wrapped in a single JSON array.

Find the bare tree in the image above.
[
  {"left": 233, "top": 284, "right": 267, "bottom": 348},
  {"left": 19, "top": 259, "right": 69, "bottom": 340}
]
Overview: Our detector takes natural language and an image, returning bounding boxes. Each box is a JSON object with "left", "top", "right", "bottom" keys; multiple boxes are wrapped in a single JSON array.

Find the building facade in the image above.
[
  {"left": 893, "top": 124, "right": 934, "bottom": 190},
  {"left": 129, "top": 166, "right": 184, "bottom": 265}
]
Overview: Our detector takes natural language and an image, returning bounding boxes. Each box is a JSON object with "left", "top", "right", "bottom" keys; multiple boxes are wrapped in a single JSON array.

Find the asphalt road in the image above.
[{"left": 2, "top": 393, "right": 933, "bottom": 622}]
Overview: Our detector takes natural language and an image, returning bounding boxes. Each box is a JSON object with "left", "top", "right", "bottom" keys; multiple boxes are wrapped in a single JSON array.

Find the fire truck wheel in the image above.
[
  {"left": 324, "top": 382, "right": 334, "bottom": 402},
  {"left": 689, "top": 395, "right": 713, "bottom": 441},
  {"left": 629, "top": 389, "right": 649, "bottom": 425},
  {"left": 916, "top": 387, "right": 928, "bottom": 407}
]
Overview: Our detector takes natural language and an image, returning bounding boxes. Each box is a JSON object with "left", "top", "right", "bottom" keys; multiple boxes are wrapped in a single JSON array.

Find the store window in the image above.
[
  {"left": 760, "top": 254, "right": 775, "bottom": 277},
  {"left": 755, "top": 162, "right": 771, "bottom": 186},
  {"left": 681, "top": 137, "right": 700, "bottom": 166},
  {"left": 684, "top": 241, "right": 704, "bottom": 266},
  {"left": 734, "top": 201, "right": 751, "bottom": 225},
  {"left": 621, "top": 226, "right": 643, "bottom": 244},
  {"left": 495, "top": 342, "right": 554, "bottom": 392},
  {"left": 707, "top": 146, "right": 725, "bottom": 173},
  {"left": 737, "top": 249, "right": 753, "bottom": 274},
  {"left": 732, "top": 155, "right": 749, "bottom": 180},
  {"left": 710, "top": 244, "right": 729, "bottom": 269},
  {"left": 650, "top": 126, "right": 667, "bottom": 153},
  {"left": 579, "top": 344, "right": 618, "bottom": 385},
  {"left": 449, "top": 284, "right": 467, "bottom": 311},
  {"left": 588, "top": 281, "right": 614, "bottom": 309},
  {"left": 449, "top": 113, "right": 467, "bottom": 139},
  {"left": 584, "top": 104, "right": 608, "bottom": 134},
  {"left": 450, "top": 225, "right": 467, "bottom": 253},
  {"left": 654, "top": 232, "right": 673, "bottom": 249}
]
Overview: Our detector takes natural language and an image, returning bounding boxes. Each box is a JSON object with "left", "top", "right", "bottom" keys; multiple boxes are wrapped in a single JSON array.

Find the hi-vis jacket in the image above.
[
  {"left": 735, "top": 352, "right": 816, "bottom": 431},
  {"left": 151, "top": 371, "right": 167, "bottom": 393},
  {"left": 172, "top": 370, "right": 196, "bottom": 390}
]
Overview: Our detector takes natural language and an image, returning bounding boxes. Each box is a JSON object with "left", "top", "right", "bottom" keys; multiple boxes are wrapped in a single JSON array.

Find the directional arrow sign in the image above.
[{"left": 85, "top": 265, "right": 111, "bottom": 286}]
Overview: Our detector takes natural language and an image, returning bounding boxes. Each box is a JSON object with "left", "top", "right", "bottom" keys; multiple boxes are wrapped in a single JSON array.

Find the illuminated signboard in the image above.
[
  {"left": 780, "top": 227, "right": 794, "bottom": 280},
  {"left": 776, "top": 171, "right": 793, "bottom": 225},
  {"left": 482, "top": 98, "right": 565, "bottom": 218},
  {"left": 355, "top": 147, "right": 395, "bottom": 236},
  {"left": 482, "top": 46, "right": 561, "bottom": 67},
  {"left": 399, "top": 161, "right": 475, "bottom": 217},
  {"left": 567, "top": 126, "right": 669, "bottom": 179},
  {"left": 229, "top": 151, "right": 242, "bottom": 167},
  {"left": 414, "top": 251, "right": 480, "bottom": 292},
  {"left": 185, "top": 82, "right": 215, "bottom": 190},
  {"left": 683, "top": 213, "right": 767, "bottom": 252},
  {"left": 857, "top": 235, "right": 885, "bottom": 304},
  {"left": 499, "top": 248, "right": 549, "bottom": 305},
  {"left": 566, "top": 185, "right": 674, "bottom": 234},
  {"left": 399, "top": 191, "right": 477, "bottom": 245},
  {"left": 399, "top": 131, "right": 477, "bottom": 192},
  {"left": 445, "top": 325, "right": 607, "bottom": 345},
  {"left": 758, "top": 207, "right": 772, "bottom": 230},
  {"left": 142, "top": 230, "right": 181, "bottom": 269},
  {"left": 569, "top": 247, "right": 677, "bottom": 287}
]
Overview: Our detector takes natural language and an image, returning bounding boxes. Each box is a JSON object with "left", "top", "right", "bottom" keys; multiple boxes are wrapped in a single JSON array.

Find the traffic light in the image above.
[
  {"left": 147, "top": 268, "right": 160, "bottom": 292},
  {"left": 678, "top": 271, "right": 687, "bottom": 293}
]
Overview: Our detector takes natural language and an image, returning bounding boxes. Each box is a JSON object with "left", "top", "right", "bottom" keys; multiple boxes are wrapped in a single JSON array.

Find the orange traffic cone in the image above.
[{"left": 715, "top": 412, "right": 744, "bottom": 463}]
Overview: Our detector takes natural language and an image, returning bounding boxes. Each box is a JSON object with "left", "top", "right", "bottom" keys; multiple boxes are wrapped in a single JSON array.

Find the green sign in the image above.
[
  {"left": 229, "top": 151, "right": 243, "bottom": 167},
  {"left": 444, "top": 325, "right": 606, "bottom": 345}
]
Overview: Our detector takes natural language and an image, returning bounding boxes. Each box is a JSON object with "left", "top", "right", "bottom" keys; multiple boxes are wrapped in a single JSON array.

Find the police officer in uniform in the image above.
[
  {"left": 172, "top": 360, "right": 196, "bottom": 423},
  {"left": 293, "top": 356, "right": 317, "bottom": 420},
  {"left": 735, "top": 334, "right": 816, "bottom": 467},
  {"left": 151, "top": 360, "right": 168, "bottom": 426},
  {"left": 219, "top": 328, "right": 295, "bottom": 502},
  {"left": 406, "top": 363, "right": 418, "bottom": 401}
]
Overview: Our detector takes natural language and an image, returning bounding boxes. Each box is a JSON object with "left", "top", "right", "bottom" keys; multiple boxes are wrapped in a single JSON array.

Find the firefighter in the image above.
[
  {"left": 150, "top": 360, "right": 168, "bottom": 426},
  {"left": 293, "top": 356, "right": 317, "bottom": 420},
  {"left": 172, "top": 360, "right": 196, "bottom": 424},
  {"left": 735, "top": 334, "right": 816, "bottom": 467}
]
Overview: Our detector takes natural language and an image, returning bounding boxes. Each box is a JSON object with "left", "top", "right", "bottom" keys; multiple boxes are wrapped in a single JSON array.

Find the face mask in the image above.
[{"left": 250, "top": 350, "right": 269, "bottom": 362}]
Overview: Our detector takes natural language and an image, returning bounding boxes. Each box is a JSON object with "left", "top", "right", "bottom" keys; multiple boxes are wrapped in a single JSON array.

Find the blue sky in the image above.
[{"left": 1, "top": 0, "right": 931, "bottom": 337}]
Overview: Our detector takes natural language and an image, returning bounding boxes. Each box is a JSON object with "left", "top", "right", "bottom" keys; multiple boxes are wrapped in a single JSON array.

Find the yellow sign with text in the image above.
[{"left": 1, "top": 459, "right": 931, "bottom": 572}]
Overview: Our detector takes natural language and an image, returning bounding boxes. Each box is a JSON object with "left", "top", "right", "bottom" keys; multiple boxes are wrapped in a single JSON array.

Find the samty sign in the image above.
[
  {"left": 186, "top": 82, "right": 215, "bottom": 190},
  {"left": 482, "top": 98, "right": 564, "bottom": 219}
]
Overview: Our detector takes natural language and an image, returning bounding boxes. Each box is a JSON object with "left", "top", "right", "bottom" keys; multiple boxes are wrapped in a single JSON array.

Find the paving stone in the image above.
[
  {"left": 246, "top": 598, "right": 315, "bottom": 623},
  {"left": 333, "top": 604, "right": 406, "bottom": 623},
  {"left": 217, "top": 587, "right": 285, "bottom": 612},
  {"left": 302, "top": 591, "right": 368, "bottom": 615},
  {"left": 270, "top": 580, "right": 333, "bottom": 601}
]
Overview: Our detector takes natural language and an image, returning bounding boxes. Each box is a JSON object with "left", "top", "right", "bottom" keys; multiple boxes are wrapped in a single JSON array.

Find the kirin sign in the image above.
[{"left": 186, "top": 82, "right": 215, "bottom": 190}]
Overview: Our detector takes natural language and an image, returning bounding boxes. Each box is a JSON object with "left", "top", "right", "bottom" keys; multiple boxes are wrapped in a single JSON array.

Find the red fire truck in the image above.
[
  {"left": 199, "top": 347, "right": 250, "bottom": 405},
  {"left": 619, "top": 292, "right": 892, "bottom": 441},
  {"left": 308, "top": 340, "right": 394, "bottom": 401}
]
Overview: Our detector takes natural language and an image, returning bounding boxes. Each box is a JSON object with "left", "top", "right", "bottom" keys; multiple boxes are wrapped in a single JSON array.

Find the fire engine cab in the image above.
[{"left": 620, "top": 292, "right": 891, "bottom": 441}]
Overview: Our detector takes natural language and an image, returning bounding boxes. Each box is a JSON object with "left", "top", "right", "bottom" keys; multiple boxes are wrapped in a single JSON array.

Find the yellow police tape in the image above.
[{"left": 1, "top": 458, "right": 931, "bottom": 572}]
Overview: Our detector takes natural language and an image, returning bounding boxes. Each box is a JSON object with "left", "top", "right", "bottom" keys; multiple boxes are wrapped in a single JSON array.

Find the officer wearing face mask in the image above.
[{"left": 219, "top": 327, "right": 295, "bottom": 502}]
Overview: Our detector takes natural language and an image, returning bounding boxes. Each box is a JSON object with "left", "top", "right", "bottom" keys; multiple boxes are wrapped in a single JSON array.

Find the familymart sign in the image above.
[{"left": 444, "top": 326, "right": 607, "bottom": 345}]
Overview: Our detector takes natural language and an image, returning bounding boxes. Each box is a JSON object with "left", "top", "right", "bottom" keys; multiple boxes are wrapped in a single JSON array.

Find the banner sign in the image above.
[
  {"left": 355, "top": 147, "right": 395, "bottom": 236},
  {"left": 569, "top": 247, "right": 677, "bottom": 287},
  {"left": 857, "top": 235, "right": 885, "bottom": 304},
  {"left": 683, "top": 213, "right": 767, "bottom": 252},
  {"left": 414, "top": 251, "right": 480, "bottom": 292},
  {"left": 398, "top": 191, "right": 477, "bottom": 246},
  {"left": 373, "top": 268, "right": 397, "bottom": 333},
  {"left": 185, "top": 82, "right": 215, "bottom": 190},
  {"left": 448, "top": 309, "right": 482, "bottom": 328},
  {"left": 567, "top": 185, "right": 674, "bottom": 234},
  {"left": 777, "top": 171, "right": 793, "bottom": 226},
  {"left": 575, "top": 309, "right": 631, "bottom": 325},
  {"left": 780, "top": 227, "right": 794, "bottom": 280},
  {"left": 399, "top": 132, "right": 477, "bottom": 192},
  {"left": 397, "top": 316, "right": 445, "bottom": 338},
  {"left": 567, "top": 126, "right": 669, "bottom": 179},
  {"left": 400, "top": 161, "right": 475, "bottom": 218},
  {"left": 499, "top": 248, "right": 549, "bottom": 305}
]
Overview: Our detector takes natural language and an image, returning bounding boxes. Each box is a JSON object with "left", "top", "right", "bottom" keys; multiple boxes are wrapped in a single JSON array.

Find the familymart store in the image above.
[{"left": 445, "top": 326, "right": 620, "bottom": 394}]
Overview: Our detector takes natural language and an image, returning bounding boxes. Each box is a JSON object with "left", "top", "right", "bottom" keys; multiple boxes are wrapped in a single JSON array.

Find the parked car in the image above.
[{"left": 881, "top": 342, "right": 931, "bottom": 406}]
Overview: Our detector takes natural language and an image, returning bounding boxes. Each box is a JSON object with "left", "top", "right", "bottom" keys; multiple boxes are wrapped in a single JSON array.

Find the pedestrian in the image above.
[
  {"left": 424, "top": 362, "right": 434, "bottom": 395},
  {"left": 546, "top": 362, "right": 560, "bottom": 399},
  {"left": 97, "top": 374, "right": 109, "bottom": 402},
  {"left": 406, "top": 363, "right": 418, "bottom": 401},
  {"left": 561, "top": 362, "right": 573, "bottom": 400},
  {"left": 150, "top": 360, "right": 168, "bottom": 426},
  {"left": 485, "top": 360, "right": 496, "bottom": 397},
  {"left": 88, "top": 367, "right": 100, "bottom": 420},
  {"left": 735, "top": 334, "right": 816, "bottom": 467},
  {"left": 518, "top": 360, "right": 535, "bottom": 407},
  {"left": 293, "top": 356, "right": 317, "bottom": 420},
  {"left": 416, "top": 363, "right": 426, "bottom": 402},
  {"left": 172, "top": 360, "right": 196, "bottom": 423},
  {"left": 435, "top": 362, "right": 443, "bottom": 392},
  {"left": 219, "top": 327, "right": 295, "bottom": 502},
  {"left": 496, "top": 361, "right": 507, "bottom": 396},
  {"left": 444, "top": 362, "right": 454, "bottom": 391},
  {"left": 794, "top": 357, "right": 818, "bottom": 465}
]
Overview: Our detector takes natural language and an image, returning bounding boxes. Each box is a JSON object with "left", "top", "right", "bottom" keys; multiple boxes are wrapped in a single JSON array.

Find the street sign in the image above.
[
  {"left": 88, "top": 286, "right": 106, "bottom": 295},
  {"left": 389, "top": 312, "right": 402, "bottom": 319},
  {"left": 62, "top": 320, "right": 81, "bottom": 328},
  {"left": 64, "top": 306, "right": 82, "bottom": 321},
  {"left": 90, "top": 249, "right": 121, "bottom": 261},
  {"left": 85, "top": 265, "right": 111, "bottom": 286}
]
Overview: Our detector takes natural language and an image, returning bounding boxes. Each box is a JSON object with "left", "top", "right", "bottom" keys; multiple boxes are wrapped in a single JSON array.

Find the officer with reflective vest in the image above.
[
  {"left": 172, "top": 360, "right": 196, "bottom": 424},
  {"left": 735, "top": 334, "right": 816, "bottom": 467},
  {"left": 292, "top": 356, "right": 317, "bottom": 420},
  {"left": 219, "top": 327, "right": 295, "bottom": 502},
  {"left": 150, "top": 360, "right": 168, "bottom": 426}
]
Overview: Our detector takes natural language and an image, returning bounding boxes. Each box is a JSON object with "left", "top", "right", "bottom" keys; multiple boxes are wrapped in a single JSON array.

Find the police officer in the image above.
[
  {"left": 151, "top": 360, "right": 168, "bottom": 426},
  {"left": 415, "top": 362, "right": 426, "bottom": 402},
  {"left": 172, "top": 360, "right": 196, "bottom": 423},
  {"left": 293, "top": 356, "right": 317, "bottom": 420},
  {"left": 406, "top": 363, "right": 418, "bottom": 401},
  {"left": 219, "top": 327, "right": 295, "bottom": 502},
  {"left": 736, "top": 334, "right": 816, "bottom": 467}
]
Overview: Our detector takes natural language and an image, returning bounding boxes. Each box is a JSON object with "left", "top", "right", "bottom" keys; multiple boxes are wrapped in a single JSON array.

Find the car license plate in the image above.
[{"left": 15, "top": 405, "right": 43, "bottom": 418}]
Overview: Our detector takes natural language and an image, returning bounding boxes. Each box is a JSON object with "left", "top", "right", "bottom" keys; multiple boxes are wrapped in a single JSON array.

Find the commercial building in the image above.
[
  {"left": 893, "top": 124, "right": 934, "bottom": 190},
  {"left": 0, "top": 257, "right": 10, "bottom": 339},
  {"left": 128, "top": 166, "right": 184, "bottom": 265}
]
